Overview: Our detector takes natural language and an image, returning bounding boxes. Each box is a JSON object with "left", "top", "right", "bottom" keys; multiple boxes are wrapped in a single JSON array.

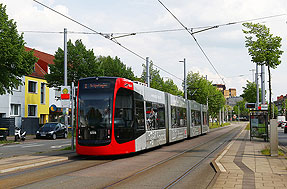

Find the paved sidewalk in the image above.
[{"left": 213, "top": 129, "right": 287, "bottom": 189}]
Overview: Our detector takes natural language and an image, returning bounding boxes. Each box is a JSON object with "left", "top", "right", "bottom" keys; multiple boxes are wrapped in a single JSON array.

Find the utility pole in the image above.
[
  {"left": 261, "top": 65, "right": 265, "bottom": 104},
  {"left": 255, "top": 63, "right": 259, "bottom": 109},
  {"left": 249, "top": 69, "right": 255, "bottom": 82},
  {"left": 238, "top": 106, "right": 240, "bottom": 122},
  {"left": 64, "top": 28, "right": 68, "bottom": 127},
  {"left": 71, "top": 82, "right": 75, "bottom": 151},
  {"left": 146, "top": 57, "right": 150, "bottom": 87},
  {"left": 206, "top": 75, "right": 209, "bottom": 126},
  {"left": 179, "top": 58, "right": 187, "bottom": 100}
]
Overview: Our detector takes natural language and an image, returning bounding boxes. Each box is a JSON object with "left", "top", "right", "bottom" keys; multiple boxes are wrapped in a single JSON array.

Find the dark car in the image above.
[
  {"left": 36, "top": 122, "right": 68, "bottom": 140},
  {"left": 283, "top": 122, "right": 287, "bottom": 133}
]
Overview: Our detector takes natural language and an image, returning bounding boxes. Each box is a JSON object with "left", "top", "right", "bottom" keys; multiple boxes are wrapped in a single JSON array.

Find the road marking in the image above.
[
  {"left": 51, "top": 144, "right": 70, "bottom": 149},
  {"left": 0, "top": 157, "right": 68, "bottom": 173},
  {"left": 21, "top": 144, "right": 44, "bottom": 148}
]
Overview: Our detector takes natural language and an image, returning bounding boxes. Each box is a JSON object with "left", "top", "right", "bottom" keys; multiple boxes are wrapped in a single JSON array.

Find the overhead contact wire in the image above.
[
  {"left": 32, "top": 0, "right": 183, "bottom": 82},
  {"left": 157, "top": 0, "right": 226, "bottom": 85}
]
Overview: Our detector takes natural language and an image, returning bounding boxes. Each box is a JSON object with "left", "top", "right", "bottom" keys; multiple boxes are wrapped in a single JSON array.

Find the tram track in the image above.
[
  {"left": 0, "top": 154, "right": 112, "bottom": 188},
  {"left": 2, "top": 124, "right": 245, "bottom": 188},
  {"left": 103, "top": 124, "right": 244, "bottom": 188}
]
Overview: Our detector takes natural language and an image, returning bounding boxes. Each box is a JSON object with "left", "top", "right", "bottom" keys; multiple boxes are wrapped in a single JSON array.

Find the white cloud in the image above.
[{"left": 1, "top": 0, "right": 287, "bottom": 99}]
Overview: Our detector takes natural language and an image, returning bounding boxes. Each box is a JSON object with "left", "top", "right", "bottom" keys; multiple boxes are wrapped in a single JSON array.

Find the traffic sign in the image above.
[
  {"left": 61, "top": 86, "right": 70, "bottom": 100},
  {"left": 245, "top": 103, "right": 256, "bottom": 109},
  {"left": 260, "top": 104, "right": 268, "bottom": 110}
]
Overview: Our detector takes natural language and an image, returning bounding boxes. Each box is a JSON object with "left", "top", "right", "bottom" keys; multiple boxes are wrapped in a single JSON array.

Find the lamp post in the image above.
[{"left": 179, "top": 58, "right": 187, "bottom": 100}]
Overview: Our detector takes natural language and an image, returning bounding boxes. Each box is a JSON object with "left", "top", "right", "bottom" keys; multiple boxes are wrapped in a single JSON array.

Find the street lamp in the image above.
[{"left": 179, "top": 58, "right": 187, "bottom": 100}]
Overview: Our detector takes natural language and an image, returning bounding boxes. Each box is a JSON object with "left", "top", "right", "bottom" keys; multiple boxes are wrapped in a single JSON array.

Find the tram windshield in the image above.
[{"left": 77, "top": 79, "right": 115, "bottom": 146}]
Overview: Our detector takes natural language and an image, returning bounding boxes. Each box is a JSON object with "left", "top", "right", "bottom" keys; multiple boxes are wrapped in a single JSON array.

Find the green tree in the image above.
[
  {"left": 162, "top": 79, "right": 183, "bottom": 96},
  {"left": 186, "top": 72, "right": 210, "bottom": 104},
  {"left": 243, "top": 23, "right": 283, "bottom": 118},
  {"left": 97, "top": 56, "right": 135, "bottom": 80},
  {"left": 233, "top": 100, "right": 249, "bottom": 118},
  {"left": 207, "top": 86, "right": 226, "bottom": 122},
  {"left": 45, "top": 39, "right": 98, "bottom": 87},
  {"left": 280, "top": 99, "right": 287, "bottom": 117},
  {"left": 140, "top": 62, "right": 182, "bottom": 95},
  {"left": 269, "top": 104, "right": 278, "bottom": 118},
  {"left": 45, "top": 39, "right": 135, "bottom": 87},
  {"left": 141, "top": 62, "right": 164, "bottom": 91},
  {"left": 0, "top": 4, "right": 38, "bottom": 94},
  {"left": 186, "top": 71, "right": 225, "bottom": 121},
  {"left": 241, "top": 80, "right": 261, "bottom": 103}
]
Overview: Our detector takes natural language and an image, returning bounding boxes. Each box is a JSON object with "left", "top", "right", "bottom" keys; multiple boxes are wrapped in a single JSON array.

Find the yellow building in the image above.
[{"left": 25, "top": 75, "right": 49, "bottom": 125}]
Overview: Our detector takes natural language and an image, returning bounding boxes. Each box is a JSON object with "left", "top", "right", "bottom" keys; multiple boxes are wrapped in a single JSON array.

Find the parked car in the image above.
[
  {"left": 36, "top": 122, "right": 68, "bottom": 140},
  {"left": 280, "top": 121, "right": 286, "bottom": 128},
  {"left": 284, "top": 122, "right": 287, "bottom": 133},
  {"left": 278, "top": 116, "right": 286, "bottom": 128}
]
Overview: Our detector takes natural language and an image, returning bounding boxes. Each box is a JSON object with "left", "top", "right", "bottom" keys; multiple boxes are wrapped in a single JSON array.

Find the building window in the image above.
[
  {"left": 10, "top": 104, "right": 20, "bottom": 116},
  {"left": 28, "top": 105, "right": 37, "bottom": 116},
  {"left": 41, "top": 83, "right": 46, "bottom": 104},
  {"left": 28, "top": 81, "right": 37, "bottom": 93}
]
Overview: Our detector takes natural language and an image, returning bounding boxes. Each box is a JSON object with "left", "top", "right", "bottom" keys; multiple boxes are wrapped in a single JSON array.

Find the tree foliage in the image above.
[
  {"left": 269, "top": 104, "right": 278, "bottom": 118},
  {"left": 243, "top": 22, "right": 283, "bottom": 118},
  {"left": 186, "top": 72, "right": 225, "bottom": 119},
  {"left": 233, "top": 100, "right": 249, "bottom": 117},
  {"left": 0, "top": 4, "right": 38, "bottom": 94},
  {"left": 97, "top": 56, "right": 135, "bottom": 80},
  {"left": 162, "top": 79, "right": 183, "bottom": 96},
  {"left": 141, "top": 62, "right": 182, "bottom": 95},
  {"left": 241, "top": 80, "right": 261, "bottom": 103},
  {"left": 45, "top": 39, "right": 135, "bottom": 87},
  {"left": 280, "top": 99, "right": 287, "bottom": 117}
]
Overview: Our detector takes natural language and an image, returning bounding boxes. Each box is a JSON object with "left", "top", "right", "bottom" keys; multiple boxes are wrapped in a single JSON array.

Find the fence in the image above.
[
  {"left": 22, "top": 117, "right": 39, "bottom": 135},
  {"left": 0, "top": 118, "right": 15, "bottom": 136}
]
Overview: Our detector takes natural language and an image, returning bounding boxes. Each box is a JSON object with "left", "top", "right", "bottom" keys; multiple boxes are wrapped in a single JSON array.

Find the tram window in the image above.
[
  {"left": 146, "top": 102, "right": 165, "bottom": 130},
  {"left": 191, "top": 110, "right": 201, "bottom": 126},
  {"left": 114, "top": 88, "right": 134, "bottom": 143},
  {"left": 203, "top": 112, "right": 207, "bottom": 125},
  {"left": 171, "top": 106, "right": 187, "bottom": 128},
  {"left": 134, "top": 99, "right": 145, "bottom": 137}
]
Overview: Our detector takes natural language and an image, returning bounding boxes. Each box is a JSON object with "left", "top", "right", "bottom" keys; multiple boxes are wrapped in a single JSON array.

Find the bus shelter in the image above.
[{"left": 250, "top": 110, "right": 268, "bottom": 141}]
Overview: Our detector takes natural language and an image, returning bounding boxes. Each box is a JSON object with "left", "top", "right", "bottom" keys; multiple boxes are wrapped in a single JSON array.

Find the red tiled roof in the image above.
[
  {"left": 25, "top": 47, "right": 55, "bottom": 73},
  {"left": 25, "top": 47, "right": 55, "bottom": 79},
  {"left": 28, "top": 63, "right": 47, "bottom": 79},
  {"left": 25, "top": 47, "right": 54, "bottom": 64}
]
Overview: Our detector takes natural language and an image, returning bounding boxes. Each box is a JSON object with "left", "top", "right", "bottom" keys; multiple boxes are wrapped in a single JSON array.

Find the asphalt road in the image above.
[
  {"left": 278, "top": 127, "right": 287, "bottom": 147},
  {"left": 0, "top": 138, "right": 72, "bottom": 159}
]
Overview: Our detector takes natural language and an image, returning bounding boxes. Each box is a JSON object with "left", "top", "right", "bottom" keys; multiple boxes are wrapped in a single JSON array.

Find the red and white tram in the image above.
[{"left": 76, "top": 77, "right": 208, "bottom": 156}]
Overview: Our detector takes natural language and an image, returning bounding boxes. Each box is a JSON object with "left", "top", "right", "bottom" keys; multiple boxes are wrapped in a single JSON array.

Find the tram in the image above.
[{"left": 76, "top": 77, "right": 209, "bottom": 156}]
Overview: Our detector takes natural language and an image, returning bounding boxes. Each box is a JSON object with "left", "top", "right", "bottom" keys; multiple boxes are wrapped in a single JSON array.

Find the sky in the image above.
[{"left": 2, "top": 0, "right": 287, "bottom": 101}]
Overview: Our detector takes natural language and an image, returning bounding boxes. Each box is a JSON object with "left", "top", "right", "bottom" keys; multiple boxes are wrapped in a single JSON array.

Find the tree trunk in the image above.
[{"left": 268, "top": 65, "right": 272, "bottom": 120}]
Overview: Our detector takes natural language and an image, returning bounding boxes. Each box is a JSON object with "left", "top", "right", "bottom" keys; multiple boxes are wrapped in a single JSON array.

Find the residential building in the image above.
[
  {"left": 25, "top": 47, "right": 65, "bottom": 124},
  {"left": 213, "top": 84, "right": 226, "bottom": 92},
  {"left": 226, "top": 96, "right": 243, "bottom": 107},
  {"left": 274, "top": 94, "right": 287, "bottom": 116},
  {"left": 213, "top": 84, "right": 237, "bottom": 99},
  {"left": 0, "top": 77, "right": 25, "bottom": 127}
]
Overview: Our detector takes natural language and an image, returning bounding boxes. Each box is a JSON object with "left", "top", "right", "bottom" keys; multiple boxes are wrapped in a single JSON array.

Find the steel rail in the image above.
[{"left": 103, "top": 125, "right": 244, "bottom": 188}]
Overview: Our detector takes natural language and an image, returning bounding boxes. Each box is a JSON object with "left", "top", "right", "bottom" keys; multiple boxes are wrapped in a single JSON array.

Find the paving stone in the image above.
[{"left": 211, "top": 129, "right": 287, "bottom": 189}]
